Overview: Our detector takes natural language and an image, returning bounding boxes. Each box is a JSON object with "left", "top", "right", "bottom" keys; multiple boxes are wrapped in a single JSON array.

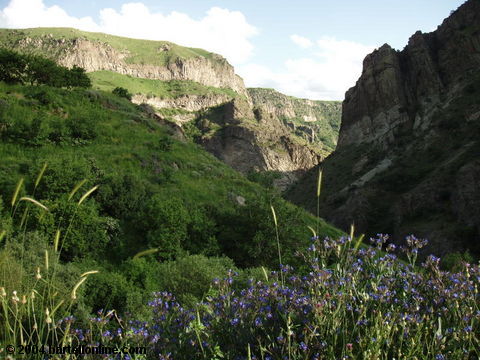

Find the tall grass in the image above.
[{"left": 0, "top": 170, "right": 99, "bottom": 356}]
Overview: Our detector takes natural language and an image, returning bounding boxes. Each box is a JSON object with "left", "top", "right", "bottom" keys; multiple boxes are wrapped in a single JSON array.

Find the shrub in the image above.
[
  {"left": 112, "top": 86, "right": 132, "bottom": 101},
  {"left": 155, "top": 255, "right": 236, "bottom": 305},
  {"left": 138, "top": 195, "right": 189, "bottom": 259},
  {"left": 0, "top": 48, "right": 27, "bottom": 84},
  {"left": 0, "top": 49, "right": 90, "bottom": 88}
]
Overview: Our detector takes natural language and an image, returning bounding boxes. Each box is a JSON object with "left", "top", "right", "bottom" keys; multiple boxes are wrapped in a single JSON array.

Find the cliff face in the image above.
[
  {"left": 339, "top": 0, "right": 480, "bottom": 147},
  {"left": 288, "top": 0, "right": 480, "bottom": 256}
]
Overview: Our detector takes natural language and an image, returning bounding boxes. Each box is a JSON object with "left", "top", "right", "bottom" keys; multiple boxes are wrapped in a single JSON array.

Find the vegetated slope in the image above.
[
  {"left": 0, "top": 28, "right": 341, "bottom": 188},
  {"left": 0, "top": 81, "right": 341, "bottom": 313},
  {"left": 287, "top": 0, "right": 480, "bottom": 258},
  {"left": 248, "top": 88, "right": 341, "bottom": 155}
]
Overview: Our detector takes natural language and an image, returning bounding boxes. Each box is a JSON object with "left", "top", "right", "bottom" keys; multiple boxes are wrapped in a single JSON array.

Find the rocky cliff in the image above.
[{"left": 287, "top": 0, "right": 480, "bottom": 257}]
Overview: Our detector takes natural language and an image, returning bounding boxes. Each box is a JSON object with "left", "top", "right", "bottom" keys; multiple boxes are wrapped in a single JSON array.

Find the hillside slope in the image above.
[
  {"left": 287, "top": 0, "right": 480, "bottom": 257},
  {"left": 0, "top": 82, "right": 340, "bottom": 267},
  {"left": 0, "top": 28, "right": 342, "bottom": 186}
]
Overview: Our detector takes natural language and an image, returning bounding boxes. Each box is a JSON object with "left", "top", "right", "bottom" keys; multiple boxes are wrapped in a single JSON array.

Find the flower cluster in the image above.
[{"left": 67, "top": 235, "right": 479, "bottom": 359}]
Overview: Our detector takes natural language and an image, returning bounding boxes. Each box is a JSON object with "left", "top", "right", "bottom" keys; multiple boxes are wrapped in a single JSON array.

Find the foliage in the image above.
[
  {"left": 0, "top": 48, "right": 27, "bottom": 84},
  {"left": 154, "top": 255, "right": 236, "bottom": 306},
  {"left": 247, "top": 170, "right": 282, "bottom": 189},
  {"left": 0, "top": 48, "right": 91, "bottom": 88},
  {"left": 112, "top": 86, "right": 132, "bottom": 100}
]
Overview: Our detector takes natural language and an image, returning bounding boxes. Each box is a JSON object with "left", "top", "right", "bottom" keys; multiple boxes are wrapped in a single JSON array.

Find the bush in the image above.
[
  {"left": 440, "top": 250, "right": 474, "bottom": 272},
  {"left": 155, "top": 255, "right": 236, "bottom": 305},
  {"left": 138, "top": 195, "right": 189, "bottom": 259},
  {"left": 0, "top": 48, "right": 27, "bottom": 84},
  {"left": 112, "top": 87, "right": 132, "bottom": 101}
]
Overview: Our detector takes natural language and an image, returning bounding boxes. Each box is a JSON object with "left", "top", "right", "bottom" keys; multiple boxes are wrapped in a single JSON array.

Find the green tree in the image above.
[
  {"left": 65, "top": 65, "right": 91, "bottom": 88},
  {"left": 0, "top": 48, "right": 27, "bottom": 84},
  {"left": 25, "top": 55, "right": 65, "bottom": 87},
  {"left": 138, "top": 195, "right": 189, "bottom": 259}
]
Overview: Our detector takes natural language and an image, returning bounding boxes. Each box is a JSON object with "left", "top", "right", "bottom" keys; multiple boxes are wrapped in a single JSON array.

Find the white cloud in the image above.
[
  {"left": 239, "top": 36, "right": 374, "bottom": 100},
  {"left": 290, "top": 34, "right": 313, "bottom": 49},
  {"left": 0, "top": 0, "right": 99, "bottom": 30},
  {"left": 0, "top": 0, "right": 257, "bottom": 65}
]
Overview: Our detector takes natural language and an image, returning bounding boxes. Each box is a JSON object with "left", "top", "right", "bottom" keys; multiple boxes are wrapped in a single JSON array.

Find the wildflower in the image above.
[
  {"left": 346, "top": 343, "right": 353, "bottom": 351},
  {"left": 0, "top": 287, "right": 6, "bottom": 297},
  {"left": 386, "top": 243, "right": 396, "bottom": 252}
]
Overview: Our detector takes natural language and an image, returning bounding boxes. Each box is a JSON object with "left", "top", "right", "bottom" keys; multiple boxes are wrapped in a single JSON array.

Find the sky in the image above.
[{"left": 0, "top": 0, "right": 466, "bottom": 100}]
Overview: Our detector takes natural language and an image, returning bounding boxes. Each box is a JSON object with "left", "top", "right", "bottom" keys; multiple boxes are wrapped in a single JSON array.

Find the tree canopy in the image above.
[{"left": 0, "top": 48, "right": 91, "bottom": 88}]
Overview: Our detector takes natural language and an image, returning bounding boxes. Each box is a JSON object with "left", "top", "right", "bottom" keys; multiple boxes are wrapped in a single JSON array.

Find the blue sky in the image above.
[{"left": 0, "top": 0, "right": 466, "bottom": 99}]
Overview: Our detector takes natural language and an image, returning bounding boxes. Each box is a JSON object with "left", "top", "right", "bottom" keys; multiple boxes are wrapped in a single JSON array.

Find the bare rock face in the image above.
[
  {"left": 288, "top": 0, "right": 480, "bottom": 256},
  {"left": 339, "top": 0, "right": 480, "bottom": 148}
]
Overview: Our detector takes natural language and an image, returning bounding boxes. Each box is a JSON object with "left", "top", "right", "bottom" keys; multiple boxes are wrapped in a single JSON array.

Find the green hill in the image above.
[
  {"left": 0, "top": 27, "right": 214, "bottom": 67},
  {"left": 0, "top": 80, "right": 341, "bottom": 315}
]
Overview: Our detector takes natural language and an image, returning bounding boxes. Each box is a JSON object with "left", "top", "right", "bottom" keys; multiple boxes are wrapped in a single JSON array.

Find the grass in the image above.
[
  {"left": 0, "top": 28, "right": 215, "bottom": 67},
  {"left": 89, "top": 70, "right": 238, "bottom": 99}
]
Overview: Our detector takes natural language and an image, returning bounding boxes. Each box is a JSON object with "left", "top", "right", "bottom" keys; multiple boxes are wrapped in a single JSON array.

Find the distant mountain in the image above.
[
  {"left": 287, "top": 0, "right": 480, "bottom": 257},
  {"left": 0, "top": 27, "right": 341, "bottom": 187}
]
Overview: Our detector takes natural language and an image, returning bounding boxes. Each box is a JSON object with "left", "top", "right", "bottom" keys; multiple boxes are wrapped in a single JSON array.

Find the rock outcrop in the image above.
[
  {"left": 132, "top": 93, "right": 231, "bottom": 113},
  {"left": 288, "top": 0, "right": 480, "bottom": 257}
]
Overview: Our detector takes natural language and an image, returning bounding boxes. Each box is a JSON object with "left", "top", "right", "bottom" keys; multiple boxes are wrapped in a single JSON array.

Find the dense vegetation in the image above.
[
  {"left": 0, "top": 77, "right": 340, "bottom": 322},
  {"left": 1, "top": 49, "right": 478, "bottom": 359}
]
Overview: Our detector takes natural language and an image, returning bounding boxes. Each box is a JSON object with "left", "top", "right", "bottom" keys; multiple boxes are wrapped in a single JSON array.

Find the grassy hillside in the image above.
[
  {"left": 89, "top": 70, "right": 238, "bottom": 99},
  {"left": 0, "top": 27, "right": 215, "bottom": 66},
  {"left": 0, "top": 81, "right": 341, "bottom": 317}
]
